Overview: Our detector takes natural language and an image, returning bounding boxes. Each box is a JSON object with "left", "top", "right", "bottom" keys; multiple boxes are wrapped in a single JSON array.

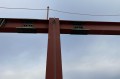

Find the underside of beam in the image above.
[
  {"left": 0, "top": 18, "right": 48, "bottom": 33},
  {"left": 60, "top": 20, "right": 120, "bottom": 35},
  {"left": 1, "top": 18, "right": 120, "bottom": 35}
]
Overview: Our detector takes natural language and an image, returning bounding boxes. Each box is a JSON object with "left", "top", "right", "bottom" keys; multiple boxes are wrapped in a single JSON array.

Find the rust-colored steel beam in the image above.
[
  {"left": 1, "top": 18, "right": 120, "bottom": 35},
  {"left": 0, "top": 18, "right": 48, "bottom": 33},
  {"left": 60, "top": 20, "right": 120, "bottom": 35},
  {"left": 46, "top": 18, "right": 63, "bottom": 79}
]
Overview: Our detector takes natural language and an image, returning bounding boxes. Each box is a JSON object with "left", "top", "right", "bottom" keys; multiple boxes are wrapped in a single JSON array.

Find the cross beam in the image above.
[
  {"left": 1, "top": 18, "right": 120, "bottom": 35},
  {"left": 1, "top": 18, "right": 120, "bottom": 79}
]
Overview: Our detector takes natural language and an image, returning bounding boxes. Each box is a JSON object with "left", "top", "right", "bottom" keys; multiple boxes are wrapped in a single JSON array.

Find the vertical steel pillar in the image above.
[{"left": 46, "top": 18, "right": 63, "bottom": 79}]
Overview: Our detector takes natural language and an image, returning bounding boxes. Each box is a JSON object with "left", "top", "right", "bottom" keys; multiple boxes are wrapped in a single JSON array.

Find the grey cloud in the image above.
[
  {"left": 50, "top": 0, "right": 120, "bottom": 22},
  {"left": 62, "top": 35, "right": 120, "bottom": 79},
  {"left": 0, "top": 33, "right": 47, "bottom": 79}
]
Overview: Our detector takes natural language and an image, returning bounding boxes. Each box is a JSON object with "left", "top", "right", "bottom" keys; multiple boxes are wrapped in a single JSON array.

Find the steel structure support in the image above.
[
  {"left": 1, "top": 18, "right": 120, "bottom": 35},
  {"left": 1, "top": 18, "right": 120, "bottom": 79},
  {"left": 46, "top": 18, "right": 62, "bottom": 79}
]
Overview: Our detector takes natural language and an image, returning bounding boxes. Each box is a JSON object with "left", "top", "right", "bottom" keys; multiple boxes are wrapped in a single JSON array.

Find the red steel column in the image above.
[{"left": 46, "top": 18, "right": 63, "bottom": 79}]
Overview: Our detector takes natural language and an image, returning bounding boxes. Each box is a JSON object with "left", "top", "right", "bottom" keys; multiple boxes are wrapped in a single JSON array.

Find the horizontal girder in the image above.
[{"left": 0, "top": 18, "right": 120, "bottom": 35}]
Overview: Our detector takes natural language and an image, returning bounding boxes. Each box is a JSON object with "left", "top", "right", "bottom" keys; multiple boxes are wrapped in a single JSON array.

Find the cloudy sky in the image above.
[{"left": 0, "top": 0, "right": 120, "bottom": 79}]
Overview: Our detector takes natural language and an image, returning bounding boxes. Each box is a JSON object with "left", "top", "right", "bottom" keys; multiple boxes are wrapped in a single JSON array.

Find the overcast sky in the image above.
[{"left": 0, "top": 0, "right": 120, "bottom": 79}]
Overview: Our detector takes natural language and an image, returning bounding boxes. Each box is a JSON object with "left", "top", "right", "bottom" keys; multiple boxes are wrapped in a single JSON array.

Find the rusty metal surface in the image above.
[
  {"left": 0, "top": 18, "right": 48, "bottom": 33},
  {"left": 1, "top": 18, "right": 120, "bottom": 35},
  {"left": 60, "top": 20, "right": 120, "bottom": 34},
  {"left": 46, "top": 18, "right": 63, "bottom": 79}
]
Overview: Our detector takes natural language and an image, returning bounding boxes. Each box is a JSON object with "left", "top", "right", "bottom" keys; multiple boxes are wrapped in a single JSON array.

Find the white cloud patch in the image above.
[
  {"left": 0, "top": 53, "right": 46, "bottom": 79},
  {"left": 0, "top": 65, "right": 44, "bottom": 79},
  {"left": 0, "top": 34, "right": 47, "bottom": 79},
  {"left": 62, "top": 35, "right": 120, "bottom": 79}
]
